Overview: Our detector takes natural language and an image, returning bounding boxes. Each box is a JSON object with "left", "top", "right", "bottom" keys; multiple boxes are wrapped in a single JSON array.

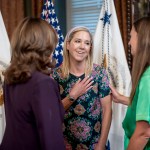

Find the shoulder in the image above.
[
  {"left": 92, "top": 63, "right": 107, "bottom": 75},
  {"left": 32, "top": 72, "right": 61, "bottom": 96},
  {"left": 139, "top": 67, "right": 150, "bottom": 88},
  {"left": 32, "top": 71, "right": 49, "bottom": 81},
  {"left": 52, "top": 66, "right": 64, "bottom": 80},
  {"left": 142, "top": 66, "right": 150, "bottom": 77},
  {"left": 140, "top": 67, "right": 150, "bottom": 81},
  {"left": 32, "top": 71, "right": 57, "bottom": 87}
]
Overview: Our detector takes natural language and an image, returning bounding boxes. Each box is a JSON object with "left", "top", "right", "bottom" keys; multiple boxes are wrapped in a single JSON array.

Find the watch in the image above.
[{"left": 68, "top": 94, "right": 76, "bottom": 102}]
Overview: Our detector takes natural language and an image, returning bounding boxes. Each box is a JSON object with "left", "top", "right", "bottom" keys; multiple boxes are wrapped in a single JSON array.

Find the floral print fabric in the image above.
[{"left": 52, "top": 64, "right": 110, "bottom": 150}]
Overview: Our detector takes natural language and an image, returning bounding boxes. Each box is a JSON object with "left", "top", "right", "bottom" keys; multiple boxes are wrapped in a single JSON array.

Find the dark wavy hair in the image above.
[
  {"left": 4, "top": 17, "right": 57, "bottom": 84},
  {"left": 130, "top": 16, "right": 150, "bottom": 102}
]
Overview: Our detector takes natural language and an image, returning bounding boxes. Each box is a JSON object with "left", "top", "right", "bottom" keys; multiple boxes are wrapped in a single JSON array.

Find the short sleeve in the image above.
[
  {"left": 98, "top": 68, "right": 110, "bottom": 98},
  {"left": 136, "top": 75, "right": 150, "bottom": 123}
]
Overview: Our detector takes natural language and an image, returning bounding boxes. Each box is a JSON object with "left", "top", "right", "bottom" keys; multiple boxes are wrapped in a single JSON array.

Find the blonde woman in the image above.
[{"left": 52, "top": 26, "right": 112, "bottom": 150}]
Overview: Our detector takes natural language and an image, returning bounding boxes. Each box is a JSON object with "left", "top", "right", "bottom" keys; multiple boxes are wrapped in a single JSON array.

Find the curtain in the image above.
[
  {"left": 0, "top": 0, "right": 24, "bottom": 39},
  {"left": 31, "top": 0, "right": 44, "bottom": 18},
  {"left": 114, "top": 0, "right": 132, "bottom": 70},
  {"left": 0, "top": 0, "right": 44, "bottom": 39}
]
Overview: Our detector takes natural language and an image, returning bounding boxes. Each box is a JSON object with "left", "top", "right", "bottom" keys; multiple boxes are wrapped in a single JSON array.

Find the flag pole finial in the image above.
[
  {"left": 103, "top": 54, "right": 107, "bottom": 69},
  {"left": 0, "top": 89, "right": 3, "bottom": 106}
]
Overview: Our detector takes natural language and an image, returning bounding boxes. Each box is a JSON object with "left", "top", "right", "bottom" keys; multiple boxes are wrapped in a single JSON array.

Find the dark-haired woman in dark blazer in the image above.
[{"left": 0, "top": 17, "right": 65, "bottom": 150}]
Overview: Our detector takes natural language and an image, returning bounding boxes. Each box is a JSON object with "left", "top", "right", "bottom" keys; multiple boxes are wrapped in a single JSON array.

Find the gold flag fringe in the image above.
[{"left": 0, "top": 89, "right": 3, "bottom": 106}]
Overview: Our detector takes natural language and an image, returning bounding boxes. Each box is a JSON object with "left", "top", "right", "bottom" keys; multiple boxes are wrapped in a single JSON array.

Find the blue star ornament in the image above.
[{"left": 100, "top": 11, "right": 112, "bottom": 27}]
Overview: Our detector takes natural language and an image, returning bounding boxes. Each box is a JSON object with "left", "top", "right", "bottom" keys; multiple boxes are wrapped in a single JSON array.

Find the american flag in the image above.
[{"left": 41, "top": 0, "right": 64, "bottom": 67}]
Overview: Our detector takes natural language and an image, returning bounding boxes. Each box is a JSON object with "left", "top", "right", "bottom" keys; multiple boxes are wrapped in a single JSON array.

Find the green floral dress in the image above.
[{"left": 52, "top": 64, "right": 110, "bottom": 150}]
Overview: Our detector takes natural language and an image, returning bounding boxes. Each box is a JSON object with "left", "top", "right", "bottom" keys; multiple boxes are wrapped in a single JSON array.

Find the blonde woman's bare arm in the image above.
[
  {"left": 95, "top": 95, "right": 112, "bottom": 150},
  {"left": 109, "top": 85, "right": 130, "bottom": 105}
]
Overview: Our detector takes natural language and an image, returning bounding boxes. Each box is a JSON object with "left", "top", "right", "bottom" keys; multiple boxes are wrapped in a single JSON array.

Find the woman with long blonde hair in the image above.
[{"left": 52, "top": 26, "right": 112, "bottom": 150}]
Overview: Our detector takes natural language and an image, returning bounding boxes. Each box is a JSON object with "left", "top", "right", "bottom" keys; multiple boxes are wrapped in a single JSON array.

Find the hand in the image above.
[
  {"left": 69, "top": 76, "right": 93, "bottom": 100},
  {"left": 109, "top": 84, "right": 122, "bottom": 103}
]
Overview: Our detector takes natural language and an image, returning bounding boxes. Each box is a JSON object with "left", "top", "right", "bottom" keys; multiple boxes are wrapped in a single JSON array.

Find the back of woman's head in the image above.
[
  {"left": 130, "top": 16, "right": 150, "bottom": 101},
  {"left": 5, "top": 17, "right": 57, "bottom": 84},
  {"left": 133, "top": 16, "right": 150, "bottom": 66}
]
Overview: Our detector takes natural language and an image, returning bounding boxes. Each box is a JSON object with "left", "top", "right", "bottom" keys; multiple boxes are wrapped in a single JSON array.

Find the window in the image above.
[{"left": 66, "top": 0, "right": 103, "bottom": 34}]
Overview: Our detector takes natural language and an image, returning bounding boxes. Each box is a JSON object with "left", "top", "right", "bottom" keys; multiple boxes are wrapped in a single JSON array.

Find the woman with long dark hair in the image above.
[{"left": 110, "top": 16, "right": 150, "bottom": 149}]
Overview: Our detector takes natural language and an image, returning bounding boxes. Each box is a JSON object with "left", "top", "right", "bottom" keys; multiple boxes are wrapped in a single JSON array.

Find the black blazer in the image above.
[{"left": 0, "top": 71, "right": 65, "bottom": 150}]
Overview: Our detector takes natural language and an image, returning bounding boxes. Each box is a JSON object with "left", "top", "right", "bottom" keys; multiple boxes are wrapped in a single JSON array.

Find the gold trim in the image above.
[
  {"left": 103, "top": 54, "right": 107, "bottom": 69},
  {"left": 0, "top": 89, "right": 3, "bottom": 106}
]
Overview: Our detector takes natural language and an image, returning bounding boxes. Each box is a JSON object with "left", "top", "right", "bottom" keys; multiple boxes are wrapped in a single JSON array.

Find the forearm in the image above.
[
  {"left": 97, "top": 107, "right": 112, "bottom": 148},
  {"left": 109, "top": 85, "right": 130, "bottom": 105},
  {"left": 119, "top": 95, "right": 130, "bottom": 106},
  {"left": 62, "top": 97, "right": 74, "bottom": 111},
  {"left": 145, "top": 127, "right": 150, "bottom": 138},
  {"left": 127, "top": 121, "right": 149, "bottom": 150},
  {"left": 127, "top": 134, "right": 148, "bottom": 150}
]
